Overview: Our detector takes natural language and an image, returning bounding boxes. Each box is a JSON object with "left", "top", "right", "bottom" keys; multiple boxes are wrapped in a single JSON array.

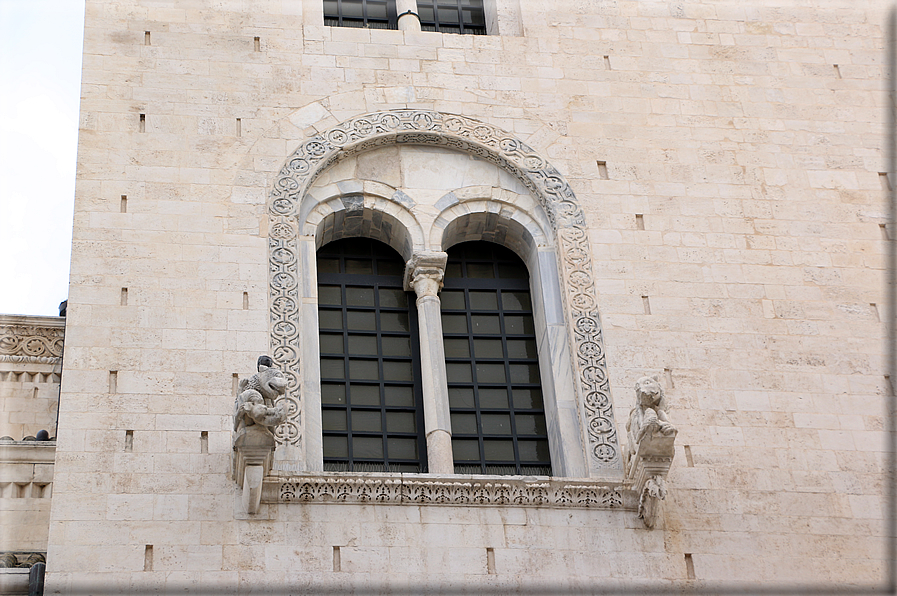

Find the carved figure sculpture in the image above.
[
  {"left": 233, "top": 356, "right": 288, "bottom": 514},
  {"left": 626, "top": 376, "right": 676, "bottom": 462},
  {"left": 234, "top": 358, "right": 288, "bottom": 436},
  {"left": 638, "top": 476, "right": 667, "bottom": 529},
  {"left": 625, "top": 376, "right": 677, "bottom": 529}
]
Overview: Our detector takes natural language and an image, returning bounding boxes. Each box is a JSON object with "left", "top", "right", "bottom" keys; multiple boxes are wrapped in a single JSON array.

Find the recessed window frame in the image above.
[
  {"left": 417, "top": 0, "right": 487, "bottom": 35},
  {"left": 317, "top": 238, "right": 428, "bottom": 473},
  {"left": 323, "top": 0, "right": 399, "bottom": 30},
  {"left": 441, "top": 241, "right": 552, "bottom": 476}
]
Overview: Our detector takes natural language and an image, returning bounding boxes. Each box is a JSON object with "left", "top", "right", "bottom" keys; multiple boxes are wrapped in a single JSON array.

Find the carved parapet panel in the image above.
[{"left": 0, "top": 316, "right": 64, "bottom": 365}]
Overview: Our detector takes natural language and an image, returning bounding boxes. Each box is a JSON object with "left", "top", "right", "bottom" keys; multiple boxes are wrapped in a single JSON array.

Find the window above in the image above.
[
  {"left": 418, "top": 0, "right": 487, "bottom": 35},
  {"left": 323, "top": 0, "right": 398, "bottom": 30}
]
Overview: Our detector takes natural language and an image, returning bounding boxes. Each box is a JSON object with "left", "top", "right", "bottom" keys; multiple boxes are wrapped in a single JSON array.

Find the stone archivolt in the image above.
[
  {"left": 268, "top": 109, "right": 621, "bottom": 471},
  {"left": 268, "top": 473, "right": 631, "bottom": 510}
]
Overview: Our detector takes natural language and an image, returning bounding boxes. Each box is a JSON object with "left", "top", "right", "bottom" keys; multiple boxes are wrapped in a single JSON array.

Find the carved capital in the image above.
[{"left": 403, "top": 251, "right": 448, "bottom": 295}]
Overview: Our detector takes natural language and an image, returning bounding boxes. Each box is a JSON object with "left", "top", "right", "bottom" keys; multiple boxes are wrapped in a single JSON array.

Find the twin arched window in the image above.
[{"left": 317, "top": 237, "right": 551, "bottom": 476}]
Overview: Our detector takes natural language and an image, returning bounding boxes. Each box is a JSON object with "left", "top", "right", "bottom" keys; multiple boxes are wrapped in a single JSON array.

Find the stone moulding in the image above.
[
  {"left": 267, "top": 109, "right": 622, "bottom": 472},
  {"left": 0, "top": 316, "right": 64, "bottom": 364},
  {"left": 264, "top": 473, "right": 637, "bottom": 510}
]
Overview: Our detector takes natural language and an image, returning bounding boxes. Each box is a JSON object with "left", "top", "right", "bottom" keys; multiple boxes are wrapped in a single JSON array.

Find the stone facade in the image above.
[
  {"left": 0, "top": 315, "right": 61, "bottom": 586},
  {"left": 41, "top": 0, "right": 891, "bottom": 592}
]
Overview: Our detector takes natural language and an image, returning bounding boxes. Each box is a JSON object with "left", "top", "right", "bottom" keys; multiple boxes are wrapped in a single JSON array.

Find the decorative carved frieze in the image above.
[
  {"left": 266, "top": 473, "right": 633, "bottom": 510},
  {"left": 0, "top": 316, "right": 64, "bottom": 364},
  {"left": 267, "top": 110, "right": 622, "bottom": 472}
]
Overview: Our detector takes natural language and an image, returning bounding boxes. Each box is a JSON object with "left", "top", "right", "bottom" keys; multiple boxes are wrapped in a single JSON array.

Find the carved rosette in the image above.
[
  {"left": 268, "top": 474, "right": 626, "bottom": 509},
  {"left": 0, "top": 321, "right": 64, "bottom": 364},
  {"left": 267, "top": 110, "right": 621, "bottom": 471}
]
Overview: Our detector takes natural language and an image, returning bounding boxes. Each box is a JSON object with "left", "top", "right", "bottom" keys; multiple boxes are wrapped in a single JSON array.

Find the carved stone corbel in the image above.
[
  {"left": 233, "top": 356, "right": 288, "bottom": 514},
  {"left": 625, "top": 376, "right": 677, "bottom": 529}
]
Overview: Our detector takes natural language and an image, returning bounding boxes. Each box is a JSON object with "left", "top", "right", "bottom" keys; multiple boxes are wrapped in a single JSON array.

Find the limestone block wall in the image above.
[{"left": 49, "top": 0, "right": 890, "bottom": 591}]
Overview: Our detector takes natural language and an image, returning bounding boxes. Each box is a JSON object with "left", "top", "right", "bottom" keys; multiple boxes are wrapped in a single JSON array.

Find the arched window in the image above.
[
  {"left": 317, "top": 238, "right": 427, "bottom": 473},
  {"left": 441, "top": 242, "right": 551, "bottom": 475}
]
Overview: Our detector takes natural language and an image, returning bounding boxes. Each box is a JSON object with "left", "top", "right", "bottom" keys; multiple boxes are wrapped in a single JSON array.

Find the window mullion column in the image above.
[{"left": 405, "top": 251, "right": 453, "bottom": 474}]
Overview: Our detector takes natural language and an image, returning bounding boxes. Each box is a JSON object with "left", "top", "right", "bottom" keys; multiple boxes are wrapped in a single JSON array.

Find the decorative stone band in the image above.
[
  {"left": 264, "top": 473, "right": 638, "bottom": 510},
  {"left": 0, "top": 316, "right": 64, "bottom": 364},
  {"left": 267, "top": 109, "right": 622, "bottom": 472}
]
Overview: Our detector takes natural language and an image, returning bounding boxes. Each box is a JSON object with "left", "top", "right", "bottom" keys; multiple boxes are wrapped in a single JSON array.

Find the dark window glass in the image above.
[
  {"left": 418, "top": 0, "right": 487, "bottom": 35},
  {"left": 324, "top": 0, "right": 398, "bottom": 30},
  {"left": 442, "top": 241, "right": 552, "bottom": 476},
  {"left": 318, "top": 238, "right": 426, "bottom": 473}
]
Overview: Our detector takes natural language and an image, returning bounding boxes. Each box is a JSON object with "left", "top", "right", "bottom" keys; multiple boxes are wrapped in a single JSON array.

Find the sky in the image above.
[{"left": 0, "top": 0, "right": 85, "bottom": 317}]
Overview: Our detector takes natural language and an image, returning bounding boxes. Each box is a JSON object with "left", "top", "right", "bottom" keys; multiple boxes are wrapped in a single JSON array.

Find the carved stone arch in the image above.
[
  {"left": 303, "top": 183, "right": 427, "bottom": 259},
  {"left": 267, "top": 109, "right": 622, "bottom": 474}
]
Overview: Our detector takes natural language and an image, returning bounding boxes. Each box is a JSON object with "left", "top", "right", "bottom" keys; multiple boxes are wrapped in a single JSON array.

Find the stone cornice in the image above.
[
  {"left": 264, "top": 472, "right": 638, "bottom": 510},
  {"left": 0, "top": 441, "right": 57, "bottom": 464},
  {"left": 0, "top": 315, "right": 65, "bottom": 363}
]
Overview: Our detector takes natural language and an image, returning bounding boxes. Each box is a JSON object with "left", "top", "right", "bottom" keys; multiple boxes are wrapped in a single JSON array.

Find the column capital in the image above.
[{"left": 403, "top": 251, "right": 448, "bottom": 296}]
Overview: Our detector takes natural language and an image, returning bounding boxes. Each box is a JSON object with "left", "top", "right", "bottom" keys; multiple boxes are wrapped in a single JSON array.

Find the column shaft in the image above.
[{"left": 415, "top": 294, "right": 453, "bottom": 474}]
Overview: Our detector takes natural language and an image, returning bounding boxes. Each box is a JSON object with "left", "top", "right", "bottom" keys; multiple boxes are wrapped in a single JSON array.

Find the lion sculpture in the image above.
[
  {"left": 626, "top": 376, "right": 676, "bottom": 463},
  {"left": 234, "top": 356, "right": 288, "bottom": 436}
]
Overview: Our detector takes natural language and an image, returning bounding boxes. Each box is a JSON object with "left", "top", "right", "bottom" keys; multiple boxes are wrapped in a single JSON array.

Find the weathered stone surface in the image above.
[{"left": 39, "top": 0, "right": 892, "bottom": 591}]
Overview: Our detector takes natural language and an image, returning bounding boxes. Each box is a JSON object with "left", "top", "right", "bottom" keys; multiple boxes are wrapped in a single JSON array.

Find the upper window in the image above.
[
  {"left": 418, "top": 0, "right": 487, "bottom": 35},
  {"left": 323, "top": 0, "right": 398, "bottom": 29},
  {"left": 317, "top": 238, "right": 427, "bottom": 473},
  {"left": 441, "top": 242, "right": 551, "bottom": 475}
]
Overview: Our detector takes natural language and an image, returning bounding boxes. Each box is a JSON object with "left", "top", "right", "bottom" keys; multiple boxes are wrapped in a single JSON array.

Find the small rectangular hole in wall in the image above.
[
  {"left": 236, "top": 118, "right": 242, "bottom": 137},
  {"left": 200, "top": 431, "right": 209, "bottom": 454},
  {"left": 145, "top": 31, "right": 151, "bottom": 45},
  {"left": 33, "top": 387, "right": 39, "bottom": 399},
  {"left": 144, "top": 545, "right": 153, "bottom": 571},
  {"left": 833, "top": 64, "right": 841, "bottom": 78},
  {"left": 642, "top": 296, "right": 651, "bottom": 315},
  {"left": 881, "top": 223, "right": 891, "bottom": 241},
  {"left": 603, "top": 55, "right": 611, "bottom": 69},
  {"left": 635, "top": 214, "right": 645, "bottom": 230},
  {"left": 120, "top": 195, "right": 128, "bottom": 213},
  {"left": 125, "top": 429, "right": 134, "bottom": 452},
  {"left": 685, "top": 553, "right": 695, "bottom": 579},
  {"left": 664, "top": 368, "right": 673, "bottom": 389},
  {"left": 879, "top": 172, "right": 891, "bottom": 191},
  {"left": 121, "top": 287, "right": 128, "bottom": 306},
  {"left": 684, "top": 445, "right": 694, "bottom": 467},
  {"left": 243, "top": 291, "right": 249, "bottom": 310},
  {"left": 486, "top": 548, "right": 496, "bottom": 574},
  {"left": 596, "top": 161, "right": 608, "bottom": 180},
  {"left": 254, "top": 36, "right": 261, "bottom": 52},
  {"left": 109, "top": 370, "right": 118, "bottom": 394},
  {"left": 232, "top": 373, "right": 240, "bottom": 397},
  {"left": 871, "top": 303, "right": 880, "bottom": 321},
  {"left": 139, "top": 113, "right": 146, "bottom": 133},
  {"left": 332, "top": 547, "right": 341, "bottom": 572}
]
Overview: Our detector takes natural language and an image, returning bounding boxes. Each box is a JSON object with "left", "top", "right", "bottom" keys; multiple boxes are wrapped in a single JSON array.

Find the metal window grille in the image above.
[
  {"left": 323, "top": 0, "right": 398, "bottom": 30},
  {"left": 318, "top": 238, "right": 427, "bottom": 473},
  {"left": 442, "top": 242, "right": 552, "bottom": 476},
  {"left": 417, "top": 0, "right": 487, "bottom": 35}
]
